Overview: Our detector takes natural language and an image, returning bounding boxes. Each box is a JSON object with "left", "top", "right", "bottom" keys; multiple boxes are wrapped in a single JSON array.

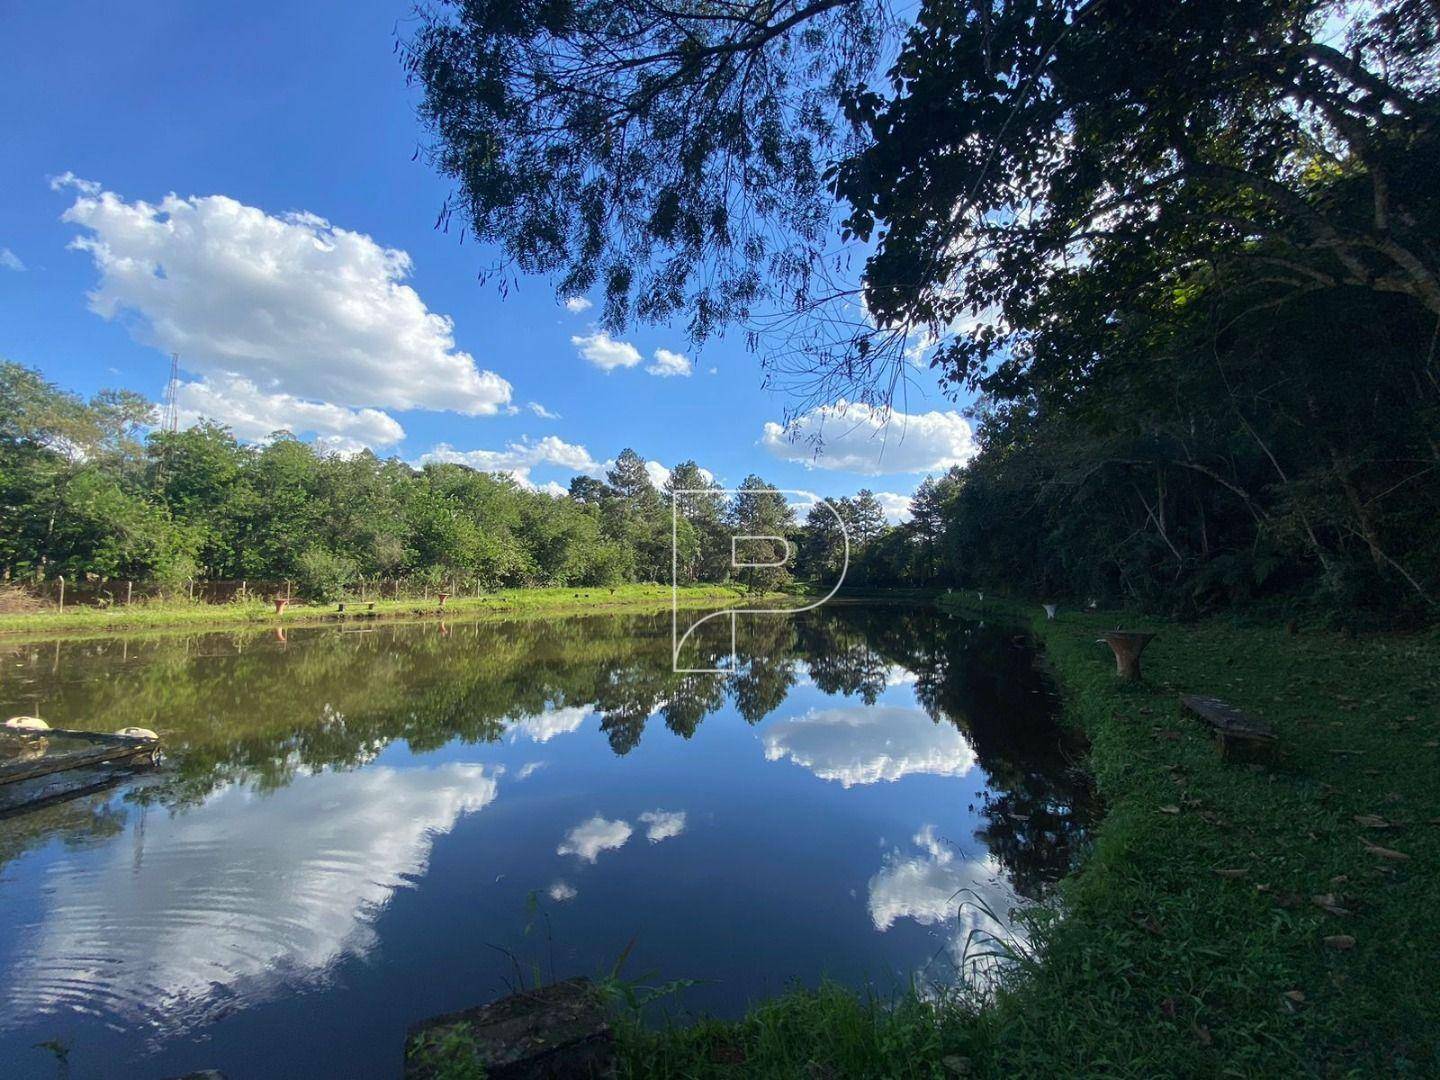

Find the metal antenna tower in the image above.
[{"left": 162, "top": 352, "right": 180, "bottom": 434}]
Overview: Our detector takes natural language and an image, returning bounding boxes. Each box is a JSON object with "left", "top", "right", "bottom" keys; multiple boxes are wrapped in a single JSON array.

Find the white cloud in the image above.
[
  {"left": 761, "top": 704, "right": 976, "bottom": 787},
  {"left": 60, "top": 183, "right": 513, "bottom": 416},
  {"left": 557, "top": 815, "right": 633, "bottom": 862},
  {"left": 0, "top": 763, "right": 499, "bottom": 1033},
  {"left": 564, "top": 296, "right": 592, "bottom": 313},
  {"left": 527, "top": 401, "right": 561, "bottom": 420},
  {"left": 48, "top": 170, "right": 101, "bottom": 195},
  {"left": 516, "top": 761, "right": 547, "bottom": 780},
  {"left": 572, "top": 330, "right": 642, "bottom": 372},
  {"left": 644, "top": 460, "right": 671, "bottom": 489},
  {"left": 761, "top": 400, "right": 978, "bottom": 475},
  {"left": 506, "top": 706, "right": 590, "bottom": 744},
  {"left": 174, "top": 374, "right": 404, "bottom": 450},
  {"left": 866, "top": 826, "right": 1022, "bottom": 981},
  {"left": 637, "top": 810, "right": 687, "bottom": 843},
  {"left": 548, "top": 881, "right": 578, "bottom": 902},
  {"left": 874, "top": 491, "right": 914, "bottom": 524},
  {"left": 645, "top": 462, "right": 716, "bottom": 490},
  {"left": 868, "top": 826, "right": 970, "bottom": 930},
  {"left": 868, "top": 826, "right": 1013, "bottom": 934},
  {"left": 647, "top": 348, "right": 692, "bottom": 378},
  {"left": 0, "top": 247, "right": 25, "bottom": 271},
  {"left": 422, "top": 437, "right": 601, "bottom": 489}
]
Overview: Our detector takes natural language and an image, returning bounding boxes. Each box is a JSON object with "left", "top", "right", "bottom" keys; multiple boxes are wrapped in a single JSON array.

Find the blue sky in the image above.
[{"left": 0, "top": 0, "right": 976, "bottom": 518}]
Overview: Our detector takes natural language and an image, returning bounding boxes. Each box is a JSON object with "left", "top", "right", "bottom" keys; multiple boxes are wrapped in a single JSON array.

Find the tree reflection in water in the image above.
[{"left": 0, "top": 602, "right": 1093, "bottom": 895}]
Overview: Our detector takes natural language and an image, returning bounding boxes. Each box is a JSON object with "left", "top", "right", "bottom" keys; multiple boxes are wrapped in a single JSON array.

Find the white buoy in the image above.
[
  {"left": 1043, "top": 603, "right": 1058, "bottom": 620},
  {"left": 114, "top": 726, "right": 159, "bottom": 740},
  {"left": 5, "top": 716, "right": 50, "bottom": 731}
]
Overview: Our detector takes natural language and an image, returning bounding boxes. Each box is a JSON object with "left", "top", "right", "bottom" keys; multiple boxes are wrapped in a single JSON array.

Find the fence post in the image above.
[
  {"left": 188, "top": 578, "right": 195, "bottom": 603},
  {"left": 126, "top": 580, "right": 133, "bottom": 605},
  {"left": 57, "top": 574, "right": 65, "bottom": 613}
]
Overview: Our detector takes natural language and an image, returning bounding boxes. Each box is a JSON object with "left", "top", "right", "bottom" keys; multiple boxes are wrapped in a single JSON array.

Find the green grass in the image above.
[
  {"left": 615, "top": 597, "right": 1440, "bottom": 1077},
  {"left": 0, "top": 584, "right": 784, "bottom": 641}
]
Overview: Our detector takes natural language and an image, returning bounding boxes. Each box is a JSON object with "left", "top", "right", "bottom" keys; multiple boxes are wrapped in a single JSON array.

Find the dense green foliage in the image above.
[
  {"left": 853, "top": 292, "right": 1440, "bottom": 621},
  {"left": 407, "top": 0, "right": 1440, "bottom": 624},
  {"left": 1, "top": 363, "right": 880, "bottom": 601}
]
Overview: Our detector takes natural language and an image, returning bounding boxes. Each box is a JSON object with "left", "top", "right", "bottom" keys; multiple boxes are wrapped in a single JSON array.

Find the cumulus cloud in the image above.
[
  {"left": 506, "top": 706, "right": 591, "bottom": 744},
  {"left": 557, "top": 815, "right": 633, "bottom": 862},
  {"left": 866, "top": 827, "right": 1023, "bottom": 981},
  {"left": 874, "top": 491, "right": 914, "bottom": 523},
  {"left": 572, "top": 330, "right": 642, "bottom": 372},
  {"left": 548, "top": 881, "right": 578, "bottom": 902},
  {"left": 174, "top": 374, "right": 404, "bottom": 450},
  {"left": 564, "top": 296, "right": 593, "bottom": 313},
  {"left": 638, "top": 810, "right": 687, "bottom": 843},
  {"left": 527, "top": 401, "right": 561, "bottom": 420},
  {"left": 422, "top": 437, "right": 602, "bottom": 489},
  {"left": 0, "top": 247, "right": 24, "bottom": 272},
  {"left": 868, "top": 825, "right": 1013, "bottom": 933},
  {"left": 761, "top": 704, "right": 977, "bottom": 787},
  {"left": 59, "top": 183, "right": 512, "bottom": 416},
  {"left": 761, "top": 400, "right": 978, "bottom": 475},
  {"left": 647, "top": 348, "right": 693, "bottom": 377},
  {"left": 517, "top": 761, "right": 547, "bottom": 780},
  {"left": 644, "top": 460, "right": 671, "bottom": 489}
]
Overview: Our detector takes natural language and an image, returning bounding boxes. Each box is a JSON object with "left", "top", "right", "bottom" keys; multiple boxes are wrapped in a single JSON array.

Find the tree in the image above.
[
  {"left": 797, "top": 497, "right": 851, "bottom": 583},
  {"left": 567, "top": 475, "right": 611, "bottom": 505},
  {"left": 606, "top": 449, "right": 659, "bottom": 509},
  {"left": 848, "top": 489, "right": 888, "bottom": 547},
  {"left": 666, "top": 461, "right": 728, "bottom": 583},
  {"left": 837, "top": 0, "right": 1440, "bottom": 392},
  {"left": 406, "top": 2, "right": 1440, "bottom": 400},
  {"left": 729, "top": 476, "right": 797, "bottom": 593},
  {"left": 404, "top": 0, "right": 889, "bottom": 341}
]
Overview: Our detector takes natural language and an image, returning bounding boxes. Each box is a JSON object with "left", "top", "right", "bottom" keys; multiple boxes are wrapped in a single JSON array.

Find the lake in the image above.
[{"left": 0, "top": 602, "right": 1091, "bottom": 1078}]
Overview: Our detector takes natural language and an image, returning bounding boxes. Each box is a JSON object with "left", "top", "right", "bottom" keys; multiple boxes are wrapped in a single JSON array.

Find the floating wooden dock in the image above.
[{"left": 1, "top": 727, "right": 160, "bottom": 817}]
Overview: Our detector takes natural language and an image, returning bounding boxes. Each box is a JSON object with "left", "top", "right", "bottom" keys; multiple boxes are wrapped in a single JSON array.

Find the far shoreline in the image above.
[{"left": 0, "top": 583, "right": 799, "bottom": 644}]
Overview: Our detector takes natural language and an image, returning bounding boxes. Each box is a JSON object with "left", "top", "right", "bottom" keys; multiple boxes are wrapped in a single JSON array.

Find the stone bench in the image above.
[{"left": 1181, "top": 694, "right": 1277, "bottom": 763}]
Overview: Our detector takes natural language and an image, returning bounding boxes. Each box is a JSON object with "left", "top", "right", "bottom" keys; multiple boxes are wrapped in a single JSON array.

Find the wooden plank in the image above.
[
  {"left": 0, "top": 730, "right": 157, "bottom": 787},
  {"left": 0, "top": 762, "right": 140, "bottom": 817}
]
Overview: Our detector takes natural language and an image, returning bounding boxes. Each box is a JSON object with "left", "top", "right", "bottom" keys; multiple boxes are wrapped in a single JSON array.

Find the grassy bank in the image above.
[
  {"left": 0, "top": 584, "right": 773, "bottom": 641},
  {"left": 616, "top": 598, "right": 1440, "bottom": 1076}
]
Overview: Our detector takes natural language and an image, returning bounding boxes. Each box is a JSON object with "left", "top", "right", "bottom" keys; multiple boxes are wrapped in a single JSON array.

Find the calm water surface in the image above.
[{"left": 0, "top": 603, "right": 1090, "bottom": 1078}]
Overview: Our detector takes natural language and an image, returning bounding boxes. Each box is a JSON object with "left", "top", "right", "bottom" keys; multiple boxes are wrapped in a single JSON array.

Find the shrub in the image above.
[{"left": 294, "top": 548, "right": 356, "bottom": 603}]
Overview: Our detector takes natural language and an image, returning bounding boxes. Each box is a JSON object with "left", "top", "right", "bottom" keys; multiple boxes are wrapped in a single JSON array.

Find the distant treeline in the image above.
[
  {"left": 4, "top": 351, "right": 1437, "bottom": 622},
  {"left": 0, "top": 362, "right": 895, "bottom": 601}
]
